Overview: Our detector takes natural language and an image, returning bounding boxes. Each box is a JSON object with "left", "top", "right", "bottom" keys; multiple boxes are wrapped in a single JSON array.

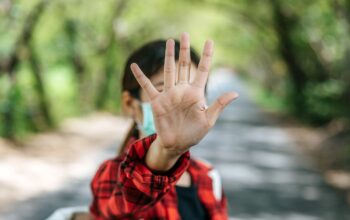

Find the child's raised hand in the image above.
[{"left": 130, "top": 33, "right": 238, "bottom": 171}]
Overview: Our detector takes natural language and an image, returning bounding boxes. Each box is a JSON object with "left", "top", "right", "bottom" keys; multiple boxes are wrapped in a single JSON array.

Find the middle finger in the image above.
[{"left": 177, "top": 32, "right": 191, "bottom": 84}]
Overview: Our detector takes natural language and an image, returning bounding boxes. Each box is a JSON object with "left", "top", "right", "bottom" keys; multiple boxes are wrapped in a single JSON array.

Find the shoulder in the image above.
[
  {"left": 189, "top": 158, "right": 213, "bottom": 172},
  {"left": 189, "top": 158, "right": 223, "bottom": 201}
]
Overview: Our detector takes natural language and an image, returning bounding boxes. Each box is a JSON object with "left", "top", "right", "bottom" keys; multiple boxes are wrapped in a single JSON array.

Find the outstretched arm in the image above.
[{"left": 90, "top": 134, "right": 190, "bottom": 219}]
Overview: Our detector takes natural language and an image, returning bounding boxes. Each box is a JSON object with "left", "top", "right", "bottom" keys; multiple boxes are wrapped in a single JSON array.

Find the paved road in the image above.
[
  {"left": 192, "top": 69, "right": 350, "bottom": 220},
  {"left": 0, "top": 143, "right": 117, "bottom": 220},
  {"left": 1, "top": 69, "right": 349, "bottom": 220}
]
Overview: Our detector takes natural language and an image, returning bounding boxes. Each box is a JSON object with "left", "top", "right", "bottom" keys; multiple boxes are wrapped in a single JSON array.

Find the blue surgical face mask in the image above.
[{"left": 137, "top": 102, "right": 156, "bottom": 136}]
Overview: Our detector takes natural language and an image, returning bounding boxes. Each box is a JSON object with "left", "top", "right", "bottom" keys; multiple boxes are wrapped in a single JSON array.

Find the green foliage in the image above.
[
  {"left": 304, "top": 80, "right": 347, "bottom": 123},
  {"left": 0, "top": 0, "right": 350, "bottom": 138}
]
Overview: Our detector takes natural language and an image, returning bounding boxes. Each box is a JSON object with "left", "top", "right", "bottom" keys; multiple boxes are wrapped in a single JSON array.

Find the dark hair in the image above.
[{"left": 119, "top": 39, "right": 200, "bottom": 155}]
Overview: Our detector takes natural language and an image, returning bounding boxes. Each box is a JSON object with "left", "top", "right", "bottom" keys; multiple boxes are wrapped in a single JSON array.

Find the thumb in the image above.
[{"left": 206, "top": 92, "right": 239, "bottom": 126}]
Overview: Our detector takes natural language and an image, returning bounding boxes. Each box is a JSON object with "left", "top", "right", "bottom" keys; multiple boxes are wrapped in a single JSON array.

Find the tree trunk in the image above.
[
  {"left": 28, "top": 42, "right": 53, "bottom": 128},
  {"left": 95, "top": 0, "right": 128, "bottom": 109},
  {"left": 331, "top": 0, "right": 350, "bottom": 121},
  {"left": 64, "top": 20, "right": 88, "bottom": 109},
  {"left": 270, "top": 0, "right": 308, "bottom": 115}
]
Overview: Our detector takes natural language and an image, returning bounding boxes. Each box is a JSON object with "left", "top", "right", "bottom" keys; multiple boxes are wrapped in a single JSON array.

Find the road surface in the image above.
[{"left": 1, "top": 69, "right": 349, "bottom": 220}]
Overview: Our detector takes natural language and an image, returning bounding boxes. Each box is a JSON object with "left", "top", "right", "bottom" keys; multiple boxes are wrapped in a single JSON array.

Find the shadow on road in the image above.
[{"left": 192, "top": 68, "right": 350, "bottom": 220}]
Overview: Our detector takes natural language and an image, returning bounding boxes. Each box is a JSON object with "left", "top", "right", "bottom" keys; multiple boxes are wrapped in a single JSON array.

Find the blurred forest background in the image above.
[{"left": 0, "top": 0, "right": 350, "bottom": 172}]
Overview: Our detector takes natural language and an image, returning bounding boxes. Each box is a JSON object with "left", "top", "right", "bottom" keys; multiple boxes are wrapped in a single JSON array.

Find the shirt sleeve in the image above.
[{"left": 89, "top": 133, "right": 190, "bottom": 219}]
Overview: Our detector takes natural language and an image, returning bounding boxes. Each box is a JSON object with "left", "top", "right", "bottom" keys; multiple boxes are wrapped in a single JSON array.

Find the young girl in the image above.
[{"left": 89, "top": 33, "right": 238, "bottom": 220}]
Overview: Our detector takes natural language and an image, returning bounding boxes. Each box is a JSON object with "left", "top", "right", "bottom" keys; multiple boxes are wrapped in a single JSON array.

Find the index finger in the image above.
[{"left": 130, "top": 63, "right": 159, "bottom": 100}]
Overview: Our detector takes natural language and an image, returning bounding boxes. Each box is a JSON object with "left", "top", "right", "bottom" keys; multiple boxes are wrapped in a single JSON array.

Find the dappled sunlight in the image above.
[{"left": 1, "top": 0, "right": 350, "bottom": 219}]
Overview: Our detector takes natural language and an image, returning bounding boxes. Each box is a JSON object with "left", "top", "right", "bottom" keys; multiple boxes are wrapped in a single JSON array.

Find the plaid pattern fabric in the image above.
[{"left": 90, "top": 134, "right": 228, "bottom": 220}]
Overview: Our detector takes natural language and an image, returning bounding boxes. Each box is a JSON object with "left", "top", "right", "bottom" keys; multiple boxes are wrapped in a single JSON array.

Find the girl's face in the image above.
[{"left": 122, "top": 61, "right": 198, "bottom": 136}]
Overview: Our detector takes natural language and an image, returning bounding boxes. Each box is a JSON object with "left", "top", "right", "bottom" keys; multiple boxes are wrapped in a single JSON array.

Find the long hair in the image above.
[{"left": 119, "top": 39, "right": 200, "bottom": 155}]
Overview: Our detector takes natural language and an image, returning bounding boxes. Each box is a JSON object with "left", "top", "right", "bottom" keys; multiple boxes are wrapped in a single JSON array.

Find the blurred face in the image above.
[{"left": 122, "top": 61, "right": 198, "bottom": 137}]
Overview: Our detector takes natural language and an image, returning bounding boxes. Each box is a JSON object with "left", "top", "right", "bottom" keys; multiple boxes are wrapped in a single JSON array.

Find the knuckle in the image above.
[
  {"left": 164, "top": 66, "right": 173, "bottom": 73},
  {"left": 142, "top": 80, "right": 151, "bottom": 90},
  {"left": 166, "top": 52, "right": 174, "bottom": 57},
  {"left": 217, "top": 97, "right": 225, "bottom": 108},
  {"left": 180, "top": 45, "right": 190, "bottom": 50},
  {"left": 203, "top": 51, "right": 212, "bottom": 57},
  {"left": 198, "top": 65, "right": 209, "bottom": 73}
]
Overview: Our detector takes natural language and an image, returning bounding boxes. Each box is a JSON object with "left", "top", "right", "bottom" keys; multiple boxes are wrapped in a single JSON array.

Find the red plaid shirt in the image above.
[{"left": 90, "top": 134, "right": 228, "bottom": 220}]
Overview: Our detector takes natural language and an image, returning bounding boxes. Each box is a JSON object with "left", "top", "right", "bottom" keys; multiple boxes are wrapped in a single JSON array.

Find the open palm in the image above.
[{"left": 131, "top": 33, "right": 238, "bottom": 155}]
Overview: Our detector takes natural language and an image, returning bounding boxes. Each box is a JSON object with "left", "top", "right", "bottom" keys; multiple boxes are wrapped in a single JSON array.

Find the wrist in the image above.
[{"left": 145, "top": 136, "right": 182, "bottom": 172}]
